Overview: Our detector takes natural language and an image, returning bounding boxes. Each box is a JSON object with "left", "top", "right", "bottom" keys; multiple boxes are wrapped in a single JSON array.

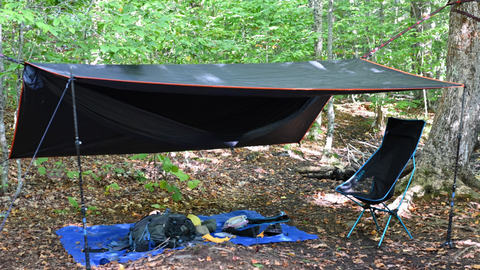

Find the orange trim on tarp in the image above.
[{"left": 359, "top": 58, "right": 464, "bottom": 87}]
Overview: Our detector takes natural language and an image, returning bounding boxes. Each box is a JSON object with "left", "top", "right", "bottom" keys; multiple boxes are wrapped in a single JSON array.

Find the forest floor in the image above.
[{"left": 1, "top": 102, "right": 480, "bottom": 270}]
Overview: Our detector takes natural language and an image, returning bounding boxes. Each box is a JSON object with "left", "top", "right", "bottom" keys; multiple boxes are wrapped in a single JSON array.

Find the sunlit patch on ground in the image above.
[{"left": 311, "top": 191, "right": 350, "bottom": 207}]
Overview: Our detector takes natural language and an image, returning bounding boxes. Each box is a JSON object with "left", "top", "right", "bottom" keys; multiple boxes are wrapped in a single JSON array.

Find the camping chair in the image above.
[{"left": 335, "top": 117, "right": 425, "bottom": 246}]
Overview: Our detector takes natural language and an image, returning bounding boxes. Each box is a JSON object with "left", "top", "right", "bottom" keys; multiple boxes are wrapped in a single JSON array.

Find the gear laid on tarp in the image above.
[
  {"left": 9, "top": 58, "right": 462, "bottom": 159},
  {"left": 56, "top": 210, "right": 317, "bottom": 267}
]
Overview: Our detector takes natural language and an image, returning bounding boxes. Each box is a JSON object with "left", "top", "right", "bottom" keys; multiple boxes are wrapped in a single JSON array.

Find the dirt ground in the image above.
[{"left": 1, "top": 104, "right": 480, "bottom": 270}]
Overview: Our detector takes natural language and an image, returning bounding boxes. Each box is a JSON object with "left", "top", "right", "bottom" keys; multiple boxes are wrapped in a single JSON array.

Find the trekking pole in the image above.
[
  {"left": 441, "top": 86, "right": 467, "bottom": 249},
  {"left": 70, "top": 67, "right": 91, "bottom": 269}
]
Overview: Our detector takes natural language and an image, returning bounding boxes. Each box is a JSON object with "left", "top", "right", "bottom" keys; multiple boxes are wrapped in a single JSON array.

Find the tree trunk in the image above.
[
  {"left": 410, "top": 0, "right": 432, "bottom": 77},
  {"left": 307, "top": 0, "right": 324, "bottom": 140},
  {"left": 372, "top": 4, "right": 386, "bottom": 132},
  {"left": 411, "top": 1, "right": 433, "bottom": 111},
  {"left": 14, "top": 22, "right": 25, "bottom": 198},
  {"left": 372, "top": 93, "right": 386, "bottom": 132},
  {"left": 414, "top": 2, "right": 480, "bottom": 197},
  {"left": 327, "top": 0, "right": 333, "bottom": 60},
  {"left": 0, "top": 6, "right": 8, "bottom": 194},
  {"left": 322, "top": 98, "right": 335, "bottom": 158},
  {"left": 322, "top": 0, "right": 335, "bottom": 160},
  {"left": 312, "top": 0, "right": 323, "bottom": 59}
]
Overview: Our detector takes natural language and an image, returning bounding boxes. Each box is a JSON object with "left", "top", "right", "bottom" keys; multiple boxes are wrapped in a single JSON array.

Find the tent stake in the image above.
[
  {"left": 70, "top": 67, "right": 91, "bottom": 269},
  {"left": 441, "top": 86, "right": 467, "bottom": 249}
]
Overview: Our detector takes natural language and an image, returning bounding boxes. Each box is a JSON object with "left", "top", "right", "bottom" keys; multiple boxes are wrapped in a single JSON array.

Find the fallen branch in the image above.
[{"left": 297, "top": 165, "right": 356, "bottom": 180}]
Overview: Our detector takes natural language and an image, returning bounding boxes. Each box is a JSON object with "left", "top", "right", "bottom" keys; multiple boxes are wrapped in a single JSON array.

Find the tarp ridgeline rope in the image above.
[
  {"left": 0, "top": 53, "right": 24, "bottom": 65},
  {"left": 362, "top": 0, "right": 480, "bottom": 59}
]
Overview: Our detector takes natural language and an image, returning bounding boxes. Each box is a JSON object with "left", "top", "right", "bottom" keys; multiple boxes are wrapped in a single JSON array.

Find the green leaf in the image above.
[
  {"left": 92, "top": 173, "right": 101, "bottom": 181},
  {"left": 187, "top": 180, "right": 200, "bottom": 189},
  {"left": 130, "top": 153, "right": 149, "bottom": 160},
  {"left": 114, "top": 168, "right": 125, "bottom": 174},
  {"left": 100, "top": 45, "right": 110, "bottom": 53},
  {"left": 162, "top": 158, "right": 174, "bottom": 172},
  {"left": 157, "top": 21, "right": 169, "bottom": 28},
  {"left": 35, "top": 157, "right": 49, "bottom": 166},
  {"left": 173, "top": 170, "right": 189, "bottom": 181},
  {"left": 68, "top": 197, "right": 79, "bottom": 209},
  {"left": 105, "top": 182, "right": 120, "bottom": 194},
  {"left": 135, "top": 30, "right": 145, "bottom": 38},
  {"left": 38, "top": 167, "right": 46, "bottom": 176},
  {"left": 151, "top": 204, "right": 165, "bottom": 209},
  {"left": 67, "top": 171, "right": 79, "bottom": 179},
  {"left": 110, "top": 46, "right": 120, "bottom": 53},
  {"left": 144, "top": 182, "right": 154, "bottom": 192},
  {"left": 252, "top": 263, "right": 264, "bottom": 268},
  {"left": 166, "top": 184, "right": 175, "bottom": 193},
  {"left": 159, "top": 180, "right": 168, "bottom": 189},
  {"left": 35, "top": 21, "right": 50, "bottom": 32},
  {"left": 156, "top": 154, "right": 166, "bottom": 162},
  {"left": 6, "top": 63, "right": 21, "bottom": 72},
  {"left": 109, "top": 182, "right": 120, "bottom": 190},
  {"left": 172, "top": 192, "right": 182, "bottom": 202},
  {"left": 5, "top": 2, "right": 22, "bottom": 9}
]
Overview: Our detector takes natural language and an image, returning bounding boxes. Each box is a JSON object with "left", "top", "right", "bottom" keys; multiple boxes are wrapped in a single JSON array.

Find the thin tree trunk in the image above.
[
  {"left": 321, "top": 0, "right": 335, "bottom": 160},
  {"left": 323, "top": 98, "right": 335, "bottom": 157},
  {"left": 372, "top": 3, "right": 386, "bottom": 132},
  {"left": 423, "top": 89, "right": 428, "bottom": 118},
  {"left": 308, "top": 0, "right": 324, "bottom": 140},
  {"left": 327, "top": 0, "right": 333, "bottom": 60},
  {"left": 312, "top": 0, "right": 323, "bottom": 59},
  {"left": 372, "top": 93, "right": 386, "bottom": 132},
  {"left": 14, "top": 22, "right": 25, "bottom": 198},
  {"left": 414, "top": 2, "right": 480, "bottom": 197},
  {"left": 0, "top": 3, "right": 8, "bottom": 193},
  {"left": 411, "top": 1, "right": 433, "bottom": 108}
]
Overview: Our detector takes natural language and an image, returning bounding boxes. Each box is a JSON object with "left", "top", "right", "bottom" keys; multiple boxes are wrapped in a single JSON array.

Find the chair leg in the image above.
[
  {"left": 369, "top": 208, "right": 381, "bottom": 231},
  {"left": 377, "top": 211, "right": 414, "bottom": 247},
  {"left": 347, "top": 208, "right": 366, "bottom": 238},
  {"left": 378, "top": 215, "right": 393, "bottom": 247},
  {"left": 395, "top": 214, "right": 413, "bottom": 239}
]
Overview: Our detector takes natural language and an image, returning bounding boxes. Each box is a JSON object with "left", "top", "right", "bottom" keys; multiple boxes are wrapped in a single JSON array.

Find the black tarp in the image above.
[{"left": 9, "top": 58, "right": 462, "bottom": 158}]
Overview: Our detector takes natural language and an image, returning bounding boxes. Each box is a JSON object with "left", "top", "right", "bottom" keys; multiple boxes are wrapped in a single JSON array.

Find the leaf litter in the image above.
[{"left": 0, "top": 104, "right": 479, "bottom": 269}]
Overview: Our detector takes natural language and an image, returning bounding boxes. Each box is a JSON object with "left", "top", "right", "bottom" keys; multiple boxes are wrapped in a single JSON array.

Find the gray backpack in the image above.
[{"left": 109, "top": 210, "right": 196, "bottom": 252}]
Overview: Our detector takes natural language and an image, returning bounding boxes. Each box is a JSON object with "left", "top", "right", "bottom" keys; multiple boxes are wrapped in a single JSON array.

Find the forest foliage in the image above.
[
  {"left": 1, "top": 0, "right": 450, "bottom": 88},
  {"left": 0, "top": 0, "right": 455, "bottom": 199}
]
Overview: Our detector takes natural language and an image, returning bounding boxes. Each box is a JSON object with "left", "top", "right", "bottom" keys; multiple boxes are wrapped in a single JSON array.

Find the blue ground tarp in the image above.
[{"left": 56, "top": 210, "right": 318, "bottom": 266}]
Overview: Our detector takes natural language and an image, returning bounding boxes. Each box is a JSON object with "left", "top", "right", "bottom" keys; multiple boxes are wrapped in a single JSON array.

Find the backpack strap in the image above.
[{"left": 139, "top": 221, "right": 152, "bottom": 242}]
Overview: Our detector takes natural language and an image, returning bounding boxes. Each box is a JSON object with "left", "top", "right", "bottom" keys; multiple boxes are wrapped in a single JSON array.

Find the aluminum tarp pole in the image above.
[
  {"left": 70, "top": 67, "right": 91, "bottom": 269},
  {"left": 441, "top": 86, "right": 467, "bottom": 249}
]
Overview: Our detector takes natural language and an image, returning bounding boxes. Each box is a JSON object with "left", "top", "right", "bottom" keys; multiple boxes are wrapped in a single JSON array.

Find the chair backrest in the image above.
[{"left": 336, "top": 118, "right": 425, "bottom": 204}]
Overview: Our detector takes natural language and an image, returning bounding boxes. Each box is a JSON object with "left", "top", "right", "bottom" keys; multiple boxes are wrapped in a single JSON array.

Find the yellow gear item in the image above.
[
  {"left": 202, "top": 234, "right": 231, "bottom": 243},
  {"left": 187, "top": 214, "right": 202, "bottom": 226}
]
